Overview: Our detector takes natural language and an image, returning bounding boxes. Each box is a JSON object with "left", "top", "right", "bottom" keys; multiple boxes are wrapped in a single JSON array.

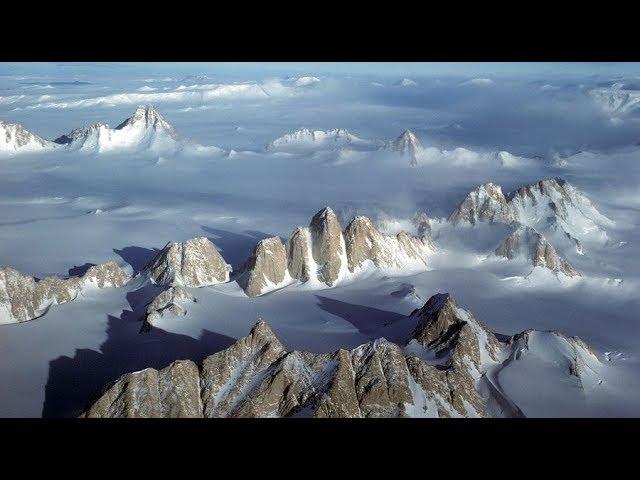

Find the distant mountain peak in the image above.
[
  {"left": 0, "top": 119, "right": 53, "bottom": 153},
  {"left": 115, "top": 105, "right": 178, "bottom": 138},
  {"left": 389, "top": 129, "right": 423, "bottom": 166}
]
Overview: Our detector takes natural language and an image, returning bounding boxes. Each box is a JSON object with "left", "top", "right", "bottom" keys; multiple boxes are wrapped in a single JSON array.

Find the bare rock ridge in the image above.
[
  {"left": 239, "top": 207, "right": 436, "bottom": 297},
  {"left": 0, "top": 261, "right": 129, "bottom": 324},
  {"left": 0, "top": 119, "right": 54, "bottom": 153},
  {"left": 144, "top": 236, "right": 231, "bottom": 288},
  {"left": 388, "top": 129, "right": 423, "bottom": 166},
  {"left": 82, "top": 292, "right": 602, "bottom": 418},
  {"left": 495, "top": 225, "right": 579, "bottom": 277}
]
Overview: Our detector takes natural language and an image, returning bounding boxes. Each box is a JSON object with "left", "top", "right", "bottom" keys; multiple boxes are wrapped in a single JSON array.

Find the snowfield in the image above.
[{"left": 0, "top": 64, "right": 639, "bottom": 417}]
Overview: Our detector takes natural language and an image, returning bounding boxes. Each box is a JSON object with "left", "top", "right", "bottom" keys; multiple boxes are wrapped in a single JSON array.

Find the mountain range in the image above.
[{"left": 81, "top": 292, "right": 603, "bottom": 418}]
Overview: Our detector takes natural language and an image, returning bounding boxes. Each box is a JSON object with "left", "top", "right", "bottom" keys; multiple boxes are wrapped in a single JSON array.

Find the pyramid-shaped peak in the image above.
[
  {"left": 250, "top": 319, "right": 277, "bottom": 339},
  {"left": 414, "top": 292, "right": 456, "bottom": 316},
  {"left": 312, "top": 206, "right": 338, "bottom": 222},
  {"left": 115, "top": 105, "right": 175, "bottom": 133}
]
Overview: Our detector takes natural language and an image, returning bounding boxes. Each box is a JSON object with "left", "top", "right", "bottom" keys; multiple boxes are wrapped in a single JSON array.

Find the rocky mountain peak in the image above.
[
  {"left": 115, "top": 105, "right": 178, "bottom": 139},
  {"left": 495, "top": 225, "right": 579, "bottom": 277},
  {"left": 309, "top": 207, "right": 347, "bottom": 286},
  {"left": 144, "top": 236, "right": 231, "bottom": 288},
  {"left": 449, "top": 182, "right": 512, "bottom": 224},
  {"left": 389, "top": 129, "right": 422, "bottom": 166},
  {"left": 82, "top": 296, "right": 603, "bottom": 418},
  {"left": 239, "top": 236, "right": 289, "bottom": 297}
]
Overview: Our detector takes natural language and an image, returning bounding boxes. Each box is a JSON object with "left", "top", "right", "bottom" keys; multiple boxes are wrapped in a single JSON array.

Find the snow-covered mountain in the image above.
[
  {"left": 387, "top": 129, "right": 423, "bottom": 166},
  {"left": 449, "top": 178, "right": 612, "bottom": 245},
  {"left": 449, "top": 182, "right": 513, "bottom": 224},
  {"left": 266, "top": 128, "right": 374, "bottom": 152},
  {"left": 0, "top": 119, "right": 55, "bottom": 154},
  {"left": 81, "top": 292, "right": 604, "bottom": 418},
  {"left": 54, "top": 105, "right": 184, "bottom": 153},
  {"left": 0, "top": 262, "right": 130, "bottom": 324}
]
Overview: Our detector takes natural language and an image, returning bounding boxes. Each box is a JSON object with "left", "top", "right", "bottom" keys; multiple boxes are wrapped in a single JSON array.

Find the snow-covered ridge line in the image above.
[
  {"left": 82, "top": 292, "right": 604, "bottom": 418},
  {"left": 2, "top": 105, "right": 223, "bottom": 155}
]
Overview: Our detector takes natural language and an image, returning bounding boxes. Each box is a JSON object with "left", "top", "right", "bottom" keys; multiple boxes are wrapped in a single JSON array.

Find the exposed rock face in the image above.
[
  {"left": 449, "top": 182, "right": 513, "bottom": 225},
  {"left": 286, "top": 227, "right": 314, "bottom": 282},
  {"left": 388, "top": 129, "right": 422, "bottom": 166},
  {"left": 309, "top": 207, "right": 348, "bottom": 286},
  {"left": 0, "top": 262, "right": 130, "bottom": 324},
  {"left": 240, "top": 207, "right": 436, "bottom": 296},
  {"left": 239, "top": 237, "right": 289, "bottom": 297},
  {"left": 143, "top": 285, "right": 195, "bottom": 331},
  {"left": 343, "top": 216, "right": 434, "bottom": 272},
  {"left": 81, "top": 261, "right": 130, "bottom": 288},
  {"left": 81, "top": 360, "right": 202, "bottom": 418},
  {"left": 495, "top": 225, "right": 579, "bottom": 277},
  {"left": 145, "top": 237, "right": 230, "bottom": 287},
  {"left": 0, "top": 120, "right": 53, "bottom": 153},
  {"left": 82, "top": 293, "right": 603, "bottom": 418}
]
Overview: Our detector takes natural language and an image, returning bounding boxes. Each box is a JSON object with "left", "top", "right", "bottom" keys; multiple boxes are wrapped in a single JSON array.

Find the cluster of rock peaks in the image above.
[
  {"left": 238, "top": 207, "right": 436, "bottom": 297},
  {"left": 448, "top": 177, "right": 614, "bottom": 276},
  {"left": 495, "top": 225, "right": 579, "bottom": 277},
  {"left": 82, "top": 292, "right": 601, "bottom": 418},
  {"left": 0, "top": 262, "right": 129, "bottom": 324}
]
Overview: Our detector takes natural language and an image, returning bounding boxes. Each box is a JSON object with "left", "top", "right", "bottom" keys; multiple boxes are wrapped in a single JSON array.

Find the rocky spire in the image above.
[
  {"left": 309, "top": 207, "right": 348, "bottom": 286},
  {"left": 144, "top": 237, "right": 231, "bottom": 288},
  {"left": 239, "top": 237, "right": 290, "bottom": 297},
  {"left": 286, "top": 227, "right": 314, "bottom": 283}
]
